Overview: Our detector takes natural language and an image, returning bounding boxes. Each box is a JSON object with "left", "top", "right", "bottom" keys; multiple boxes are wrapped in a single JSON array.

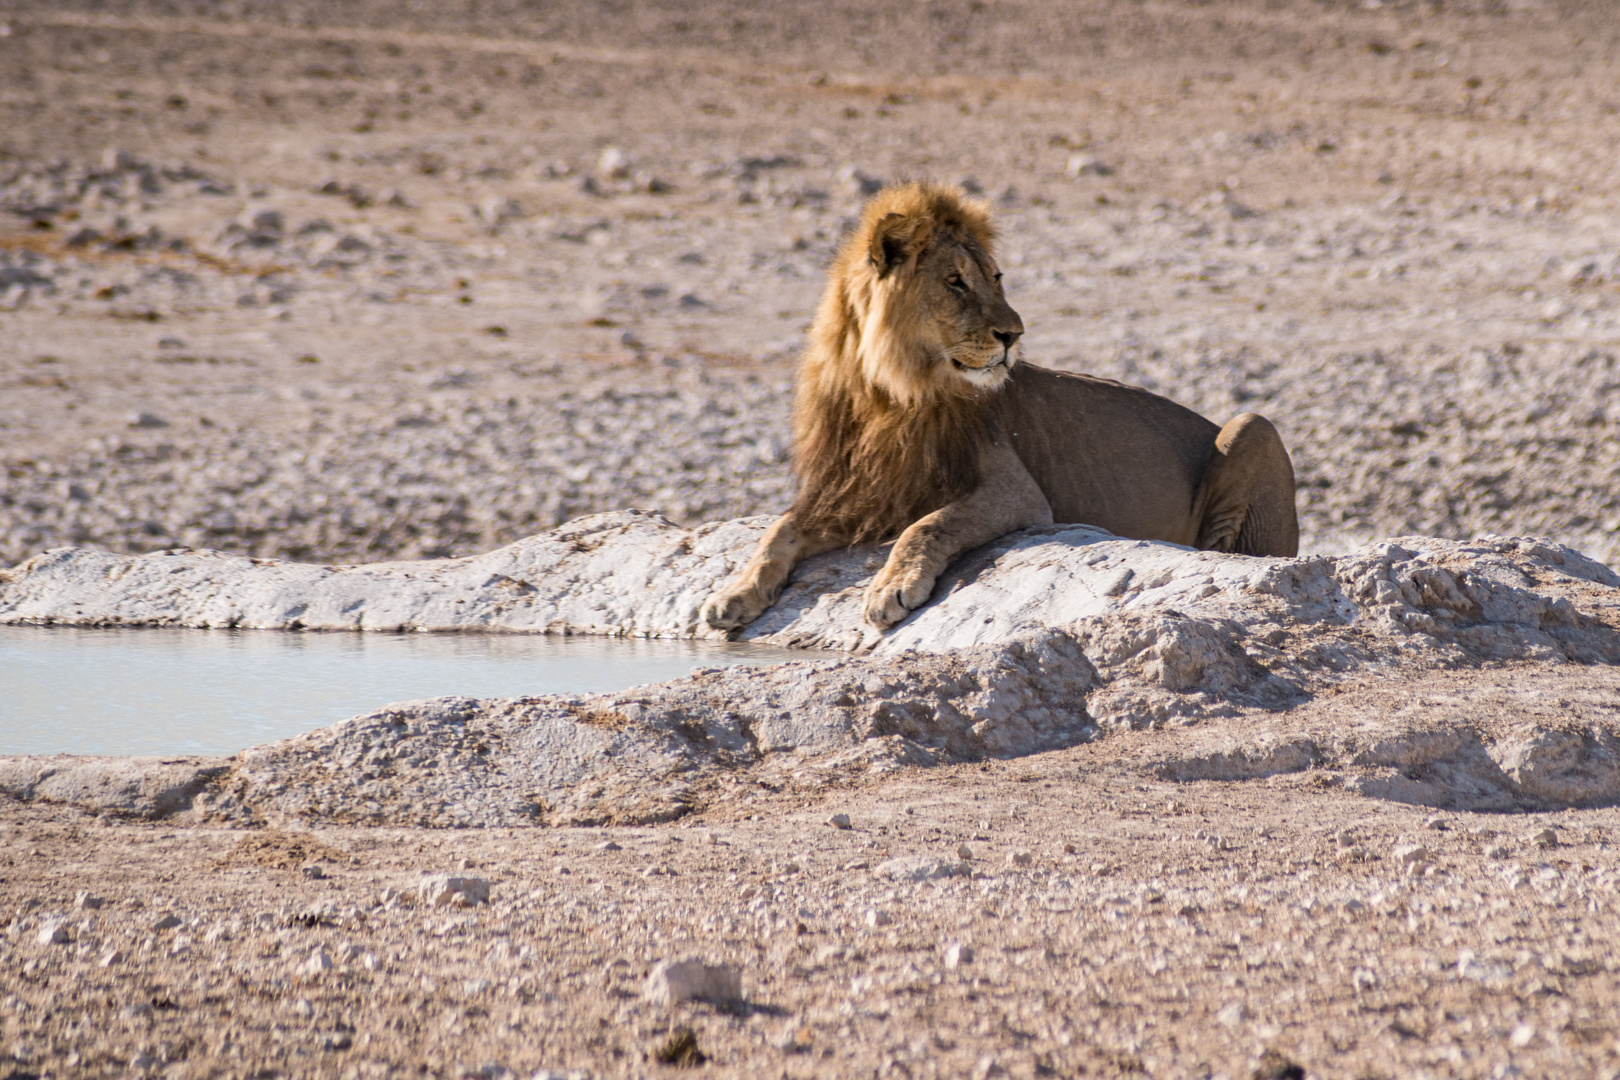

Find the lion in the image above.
[{"left": 701, "top": 181, "right": 1299, "bottom": 632}]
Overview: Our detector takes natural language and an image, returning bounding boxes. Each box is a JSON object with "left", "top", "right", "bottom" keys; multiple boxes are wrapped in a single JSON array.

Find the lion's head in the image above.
[{"left": 815, "top": 181, "right": 1024, "bottom": 407}]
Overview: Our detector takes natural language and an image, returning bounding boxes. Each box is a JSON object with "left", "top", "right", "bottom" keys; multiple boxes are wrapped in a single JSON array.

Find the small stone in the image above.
[
  {"left": 75, "top": 891, "right": 105, "bottom": 910},
  {"left": 36, "top": 919, "right": 69, "bottom": 946},
  {"left": 1425, "top": 816, "right": 1449, "bottom": 830},
  {"left": 1530, "top": 827, "right": 1558, "bottom": 848},
  {"left": 1006, "top": 850, "right": 1034, "bottom": 867},
  {"left": 957, "top": 844, "right": 974, "bottom": 860},
  {"left": 864, "top": 908, "right": 893, "bottom": 928},
  {"left": 875, "top": 855, "right": 969, "bottom": 882},
  {"left": 1510, "top": 1023, "right": 1535, "bottom": 1047},
  {"left": 301, "top": 947, "right": 335, "bottom": 976},
  {"left": 127, "top": 411, "right": 169, "bottom": 429},
  {"left": 99, "top": 948, "right": 123, "bottom": 967},
  {"left": 944, "top": 942, "right": 974, "bottom": 968},
  {"left": 653, "top": 1027, "right": 707, "bottom": 1067},
  {"left": 293, "top": 997, "right": 315, "bottom": 1019},
  {"left": 597, "top": 147, "right": 633, "bottom": 180},
  {"left": 643, "top": 958, "right": 741, "bottom": 1007},
  {"left": 594, "top": 841, "right": 623, "bottom": 852},
  {"left": 1488, "top": 845, "right": 1512, "bottom": 860},
  {"left": 1336, "top": 831, "right": 1356, "bottom": 848},
  {"left": 1215, "top": 1001, "right": 1247, "bottom": 1028},
  {"left": 151, "top": 913, "right": 182, "bottom": 931},
  {"left": 776, "top": 1023, "right": 815, "bottom": 1053},
  {"left": 420, "top": 874, "right": 491, "bottom": 907},
  {"left": 827, "top": 813, "right": 852, "bottom": 830},
  {"left": 1343, "top": 899, "right": 1365, "bottom": 913},
  {"left": 301, "top": 864, "right": 327, "bottom": 880},
  {"left": 1066, "top": 154, "right": 1113, "bottom": 177},
  {"left": 1393, "top": 844, "right": 1432, "bottom": 866}
]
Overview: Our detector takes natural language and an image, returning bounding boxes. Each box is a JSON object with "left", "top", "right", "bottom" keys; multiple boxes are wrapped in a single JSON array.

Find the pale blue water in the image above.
[{"left": 0, "top": 626, "right": 797, "bottom": 757}]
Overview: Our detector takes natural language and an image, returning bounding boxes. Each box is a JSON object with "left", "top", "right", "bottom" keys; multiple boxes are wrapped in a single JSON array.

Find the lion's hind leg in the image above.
[{"left": 1194, "top": 412, "right": 1300, "bottom": 557}]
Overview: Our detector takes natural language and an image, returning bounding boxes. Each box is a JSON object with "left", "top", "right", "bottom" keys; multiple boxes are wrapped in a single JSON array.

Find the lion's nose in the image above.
[{"left": 993, "top": 329, "right": 1022, "bottom": 351}]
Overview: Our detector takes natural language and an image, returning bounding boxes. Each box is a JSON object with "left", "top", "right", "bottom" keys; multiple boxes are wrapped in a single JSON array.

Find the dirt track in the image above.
[{"left": 5, "top": 1, "right": 1620, "bottom": 1077}]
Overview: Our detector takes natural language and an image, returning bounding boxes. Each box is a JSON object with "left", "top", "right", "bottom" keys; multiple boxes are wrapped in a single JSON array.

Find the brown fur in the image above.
[{"left": 789, "top": 182, "right": 1002, "bottom": 544}]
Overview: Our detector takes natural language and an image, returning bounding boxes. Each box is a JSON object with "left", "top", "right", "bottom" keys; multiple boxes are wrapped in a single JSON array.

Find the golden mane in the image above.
[{"left": 790, "top": 181, "right": 999, "bottom": 544}]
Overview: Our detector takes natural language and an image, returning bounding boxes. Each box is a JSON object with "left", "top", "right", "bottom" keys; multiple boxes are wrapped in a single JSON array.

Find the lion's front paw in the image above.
[
  {"left": 862, "top": 564, "right": 937, "bottom": 630},
  {"left": 701, "top": 584, "right": 770, "bottom": 631}
]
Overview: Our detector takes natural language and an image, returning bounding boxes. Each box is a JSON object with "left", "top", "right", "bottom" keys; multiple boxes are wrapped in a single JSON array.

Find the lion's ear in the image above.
[{"left": 868, "top": 213, "right": 930, "bottom": 278}]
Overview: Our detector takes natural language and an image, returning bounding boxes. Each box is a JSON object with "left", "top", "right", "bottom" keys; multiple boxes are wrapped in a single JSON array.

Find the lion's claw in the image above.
[
  {"left": 862, "top": 566, "right": 936, "bottom": 629},
  {"left": 701, "top": 588, "right": 763, "bottom": 631}
]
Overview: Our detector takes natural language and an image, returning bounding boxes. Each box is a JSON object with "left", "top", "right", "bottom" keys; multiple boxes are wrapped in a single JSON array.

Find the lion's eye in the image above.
[
  {"left": 945, "top": 274, "right": 966, "bottom": 291},
  {"left": 993, "top": 271, "right": 1003, "bottom": 283}
]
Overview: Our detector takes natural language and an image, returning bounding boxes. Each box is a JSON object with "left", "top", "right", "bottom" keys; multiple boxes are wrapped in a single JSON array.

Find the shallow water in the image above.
[{"left": 0, "top": 626, "right": 798, "bottom": 757}]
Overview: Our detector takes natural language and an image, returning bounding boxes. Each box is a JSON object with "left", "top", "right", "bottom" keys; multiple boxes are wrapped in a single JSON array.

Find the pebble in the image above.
[
  {"left": 943, "top": 942, "right": 974, "bottom": 968},
  {"left": 827, "top": 813, "right": 852, "bottom": 830},
  {"left": 864, "top": 909, "right": 893, "bottom": 928},
  {"left": 1393, "top": 844, "right": 1432, "bottom": 866},
  {"left": 957, "top": 844, "right": 974, "bottom": 860},
  {"left": 420, "top": 874, "right": 491, "bottom": 907},
  {"left": 1066, "top": 154, "right": 1113, "bottom": 177},
  {"left": 99, "top": 948, "right": 122, "bottom": 967},
  {"left": 1488, "top": 845, "right": 1512, "bottom": 860},
  {"left": 875, "top": 855, "right": 969, "bottom": 882},
  {"left": 301, "top": 864, "right": 327, "bottom": 880},
  {"left": 301, "top": 947, "right": 335, "bottom": 976},
  {"left": 1006, "top": 850, "right": 1034, "bottom": 867},
  {"left": 597, "top": 147, "right": 633, "bottom": 180},
  {"left": 594, "top": 841, "right": 623, "bottom": 852},
  {"left": 151, "top": 913, "right": 182, "bottom": 931},
  {"left": 1215, "top": 1002, "right": 1247, "bottom": 1028},
  {"left": 74, "top": 891, "right": 104, "bottom": 910},
  {"left": 35, "top": 919, "right": 69, "bottom": 946},
  {"left": 642, "top": 958, "right": 741, "bottom": 1006},
  {"left": 1530, "top": 827, "right": 1559, "bottom": 848},
  {"left": 126, "top": 411, "right": 168, "bottom": 429},
  {"left": 1425, "top": 816, "right": 1449, "bottom": 830}
]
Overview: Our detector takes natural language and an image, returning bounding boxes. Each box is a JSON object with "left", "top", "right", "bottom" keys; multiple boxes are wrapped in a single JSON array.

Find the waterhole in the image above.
[{"left": 0, "top": 626, "right": 797, "bottom": 757}]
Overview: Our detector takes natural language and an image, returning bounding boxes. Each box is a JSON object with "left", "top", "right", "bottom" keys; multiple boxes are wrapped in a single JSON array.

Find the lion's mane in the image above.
[{"left": 790, "top": 182, "right": 1000, "bottom": 544}]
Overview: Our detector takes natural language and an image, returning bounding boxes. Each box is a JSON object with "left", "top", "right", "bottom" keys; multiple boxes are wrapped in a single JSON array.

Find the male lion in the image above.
[{"left": 702, "top": 181, "right": 1298, "bottom": 632}]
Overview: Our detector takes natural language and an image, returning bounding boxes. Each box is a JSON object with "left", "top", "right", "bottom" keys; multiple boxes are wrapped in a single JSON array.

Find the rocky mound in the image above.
[{"left": 4, "top": 511, "right": 1620, "bottom": 823}]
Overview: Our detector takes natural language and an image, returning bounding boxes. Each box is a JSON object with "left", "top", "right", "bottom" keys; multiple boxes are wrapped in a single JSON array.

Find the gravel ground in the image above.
[
  {"left": 2, "top": 0, "right": 1619, "bottom": 567},
  {"left": 5, "top": 749, "right": 1620, "bottom": 1080}
]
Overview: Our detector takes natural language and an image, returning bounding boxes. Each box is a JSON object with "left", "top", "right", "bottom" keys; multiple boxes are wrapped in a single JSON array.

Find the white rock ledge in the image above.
[{"left": 4, "top": 511, "right": 1620, "bottom": 822}]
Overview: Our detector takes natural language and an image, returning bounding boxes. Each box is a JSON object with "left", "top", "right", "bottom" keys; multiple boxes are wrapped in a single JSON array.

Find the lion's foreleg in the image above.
[
  {"left": 863, "top": 448, "right": 1052, "bottom": 630},
  {"left": 701, "top": 512, "right": 840, "bottom": 630}
]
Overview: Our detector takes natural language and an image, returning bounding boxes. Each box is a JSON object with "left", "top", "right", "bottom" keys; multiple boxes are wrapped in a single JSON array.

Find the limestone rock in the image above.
[
  {"left": 419, "top": 874, "right": 491, "bottom": 907},
  {"left": 643, "top": 958, "right": 741, "bottom": 1006},
  {"left": 5, "top": 517, "right": 1620, "bottom": 823}
]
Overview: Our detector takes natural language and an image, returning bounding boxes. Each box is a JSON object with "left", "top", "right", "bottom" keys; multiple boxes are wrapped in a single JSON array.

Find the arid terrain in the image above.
[{"left": 4, "top": 1, "right": 1620, "bottom": 1077}]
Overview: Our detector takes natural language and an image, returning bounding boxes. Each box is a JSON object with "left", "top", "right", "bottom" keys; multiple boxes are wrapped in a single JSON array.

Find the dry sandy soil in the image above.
[{"left": 4, "top": 0, "right": 1620, "bottom": 1077}]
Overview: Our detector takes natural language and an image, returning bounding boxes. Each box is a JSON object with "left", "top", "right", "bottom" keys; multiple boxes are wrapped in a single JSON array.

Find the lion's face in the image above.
[
  {"left": 911, "top": 235, "right": 1025, "bottom": 391},
  {"left": 852, "top": 204, "right": 1027, "bottom": 404}
]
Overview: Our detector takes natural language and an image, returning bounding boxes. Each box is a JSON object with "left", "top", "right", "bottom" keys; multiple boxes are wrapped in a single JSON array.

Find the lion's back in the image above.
[{"left": 996, "top": 364, "right": 1221, "bottom": 543}]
